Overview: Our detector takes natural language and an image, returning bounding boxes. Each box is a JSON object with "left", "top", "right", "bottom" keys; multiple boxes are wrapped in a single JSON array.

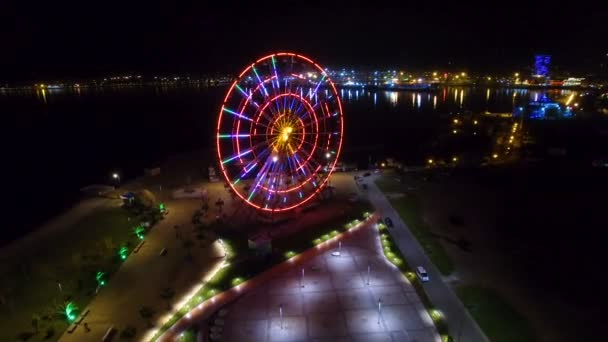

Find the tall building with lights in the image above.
[{"left": 534, "top": 55, "right": 551, "bottom": 78}]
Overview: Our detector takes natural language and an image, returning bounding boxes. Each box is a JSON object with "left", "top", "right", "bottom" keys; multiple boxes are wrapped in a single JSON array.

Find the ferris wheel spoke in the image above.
[
  {"left": 269, "top": 55, "right": 281, "bottom": 98},
  {"left": 310, "top": 75, "right": 327, "bottom": 100},
  {"left": 223, "top": 107, "right": 255, "bottom": 122},
  {"left": 234, "top": 84, "right": 263, "bottom": 110},
  {"left": 288, "top": 154, "right": 315, "bottom": 189},
  {"left": 223, "top": 139, "right": 271, "bottom": 166},
  {"left": 252, "top": 65, "right": 270, "bottom": 98}
]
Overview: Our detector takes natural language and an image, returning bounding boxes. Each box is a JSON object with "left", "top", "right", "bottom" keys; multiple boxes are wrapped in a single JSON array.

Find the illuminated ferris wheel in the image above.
[{"left": 216, "top": 52, "right": 344, "bottom": 212}]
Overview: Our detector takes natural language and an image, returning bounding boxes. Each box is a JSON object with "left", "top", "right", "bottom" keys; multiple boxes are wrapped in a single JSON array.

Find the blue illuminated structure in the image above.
[
  {"left": 534, "top": 55, "right": 551, "bottom": 78},
  {"left": 513, "top": 94, "right": 573, "bottom": 120}
]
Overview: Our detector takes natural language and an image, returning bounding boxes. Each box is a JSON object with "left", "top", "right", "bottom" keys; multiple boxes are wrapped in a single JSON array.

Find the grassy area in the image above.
[
  {"left": 375, "top": 176, "right": 454, "bottom": 275},
  {"left": 149, "top": 200, "right": 374, "bottom": 340},
  {"left": 0, "top": 206, "right": 143, "bottom": 341},
  {"left": 376, "top": 222, "right": 451, "bottom": 340},
  {"left": 457, "top": 286, "right": 535, "bottom": 342}
]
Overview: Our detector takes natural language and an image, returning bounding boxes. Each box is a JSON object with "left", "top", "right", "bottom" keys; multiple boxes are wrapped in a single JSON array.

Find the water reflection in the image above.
[
  {"left": 386, "top": 91, "right": 398, "bottom": 106},
  {"left": 335, "top": 86, "right": 581, "bottom": 115},
  {"left": 5, "top": 84, "right": 582, "bottom": 116}
]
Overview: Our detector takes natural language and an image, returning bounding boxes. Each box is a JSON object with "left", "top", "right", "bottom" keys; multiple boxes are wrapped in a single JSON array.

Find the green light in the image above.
[
  {"left": 119, "top": 246, "right": 129, "bottom": 260},
  {"left": 96, "top": 271, "right": 106, "bottom": 287},
  {"left": 430, "top": 309, "right": 443, "bottom": 321},
  {"left": 133, "top": 225, "right": 145, "bottom": 240},
  {"left": 159, "top": 203, "right": 166, "bottom": 213},
  {"left": 231, "top": 277, "right": 244, "bottom": 286},
  {"left": 64, "top": 302, "right": 78, "bottom": 322},
  {"left": 313, "top": 238, "right": 322, "bottom": 245},
  {"left": 284, "top": 251, "right": 296, "bottom": 259}
]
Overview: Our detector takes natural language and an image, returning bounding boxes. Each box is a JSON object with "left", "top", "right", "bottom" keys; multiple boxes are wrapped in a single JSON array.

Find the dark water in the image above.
[{"left": 0, "top": 85, "right": 598, "bottom": 245}]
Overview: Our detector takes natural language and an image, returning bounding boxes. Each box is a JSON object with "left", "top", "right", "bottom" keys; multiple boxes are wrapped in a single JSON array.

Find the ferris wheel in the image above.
[{"left": 216, "top": 52, "right": 344, "bottom": 212}]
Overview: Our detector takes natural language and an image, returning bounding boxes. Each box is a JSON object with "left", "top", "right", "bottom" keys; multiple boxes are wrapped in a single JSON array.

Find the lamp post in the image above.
[
  {"left": 377, "top": 298, "right": 382, "bottom": 324},
  {"left": 367, "top": 264, "right": 371, "bottom": 286},
  {"left": 112, "top": 172, "right": 120, "bottom": 185},
  {"left": 301, "top": 268, "right": 305, "bottom": 288},
  {"left": 279, "top": 304, "right": 284, "bottom": 329}
]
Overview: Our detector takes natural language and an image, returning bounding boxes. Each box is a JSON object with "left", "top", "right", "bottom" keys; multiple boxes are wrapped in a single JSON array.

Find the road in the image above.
[{"left": 366, "top": 174, "right": 489, "bottom": 342}]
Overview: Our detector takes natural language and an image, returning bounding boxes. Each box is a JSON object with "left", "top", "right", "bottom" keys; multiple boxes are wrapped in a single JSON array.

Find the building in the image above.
[{"left": 533, "top": 55, "right": 551, "bottom": 78}]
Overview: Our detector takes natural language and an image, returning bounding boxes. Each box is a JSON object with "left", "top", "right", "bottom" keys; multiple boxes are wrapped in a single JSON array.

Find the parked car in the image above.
[
  {"left": 363, "top": 172, "right": 371, "bottom": 177},
  {"left": 416, "top": 266, "right": 430, "bottom": 282},
  {"left": 384, "top": 217, "right": 393, "bottom": 227}
]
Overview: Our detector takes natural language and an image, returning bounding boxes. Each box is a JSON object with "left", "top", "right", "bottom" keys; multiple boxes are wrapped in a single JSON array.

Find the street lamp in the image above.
[
  {"left": 112, "top": 173, "right": 120, "bottom": 184},
  {"left": 377, "top": 298, "right": 382, "bottom": 324}
]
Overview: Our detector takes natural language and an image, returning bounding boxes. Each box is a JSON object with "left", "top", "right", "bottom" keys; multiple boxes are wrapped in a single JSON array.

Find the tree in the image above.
[
  {"left": 31, "top": 314, "right": 40, "bottom": 334},
  {"left": 183, "top": 239, "right": 194, "bottom": 259},
  {"left": 201, "top": 201, "right": 209, "bottom": 216},
  {"left": 139, "top": 306, "right": 155, "bottom": 327},
  {"left": 160, "top": 287, "right": 175, "bottom": 310},
  {"left": 215, "top": 199, "right": 224, "bottom": 214}
]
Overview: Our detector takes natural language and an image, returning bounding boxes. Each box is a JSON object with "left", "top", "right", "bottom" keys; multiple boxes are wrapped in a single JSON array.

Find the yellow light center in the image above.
[
  {"left": 271, "top": 113, "right": 301, "bottom": 155},
  {"left": 281, "top": 126, "right": 293, "bottom": 142}
]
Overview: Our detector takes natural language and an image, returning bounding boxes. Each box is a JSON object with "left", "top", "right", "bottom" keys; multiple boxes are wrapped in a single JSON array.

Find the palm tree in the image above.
[{"left": 58, "top": 301, "right": 78, "bottom": 322}]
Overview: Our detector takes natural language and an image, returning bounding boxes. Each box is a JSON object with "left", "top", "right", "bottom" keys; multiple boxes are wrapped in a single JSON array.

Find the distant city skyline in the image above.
[{"left": 2, "top": 3, "right": 607, "bottom": 81}]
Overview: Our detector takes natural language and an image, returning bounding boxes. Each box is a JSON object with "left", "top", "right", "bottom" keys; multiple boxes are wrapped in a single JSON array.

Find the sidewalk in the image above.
[{"left": 366, "top": 175, "right": 489, "bottom": 342}]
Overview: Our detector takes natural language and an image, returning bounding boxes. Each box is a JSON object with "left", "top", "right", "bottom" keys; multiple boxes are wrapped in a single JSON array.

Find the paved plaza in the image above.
[{"left": 218, "top": 225, "right": 440, "bottom": 342}]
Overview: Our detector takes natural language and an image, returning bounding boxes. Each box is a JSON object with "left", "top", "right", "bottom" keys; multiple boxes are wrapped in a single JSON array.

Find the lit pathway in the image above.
[
  {"left": 366, "top": 175, "right": 489, "bottom": 342},
  {"left": 217, "top": 222, "right": 440, "bottom": 341}
]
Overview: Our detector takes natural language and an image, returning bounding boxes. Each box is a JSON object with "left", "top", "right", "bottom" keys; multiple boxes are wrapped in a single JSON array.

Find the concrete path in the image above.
[
  {"left": 59, "top": 198, "right": 224, "bottom": 342},
  {"left": 366, "top": 175, "right": 489, "bottom": 342},
  {"left": 217, "top": 221, "right": 440, "bottom": 342}
]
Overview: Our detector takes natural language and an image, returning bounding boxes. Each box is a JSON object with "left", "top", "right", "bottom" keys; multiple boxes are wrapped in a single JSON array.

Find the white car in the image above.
[{"left": 416, "top": 266, "right": 430, "bottom": 282}]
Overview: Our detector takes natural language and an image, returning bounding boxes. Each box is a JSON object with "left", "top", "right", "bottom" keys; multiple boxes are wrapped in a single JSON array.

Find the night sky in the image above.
[{"left": 2, "top": 1, "right": 607, "bottom": 80}]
